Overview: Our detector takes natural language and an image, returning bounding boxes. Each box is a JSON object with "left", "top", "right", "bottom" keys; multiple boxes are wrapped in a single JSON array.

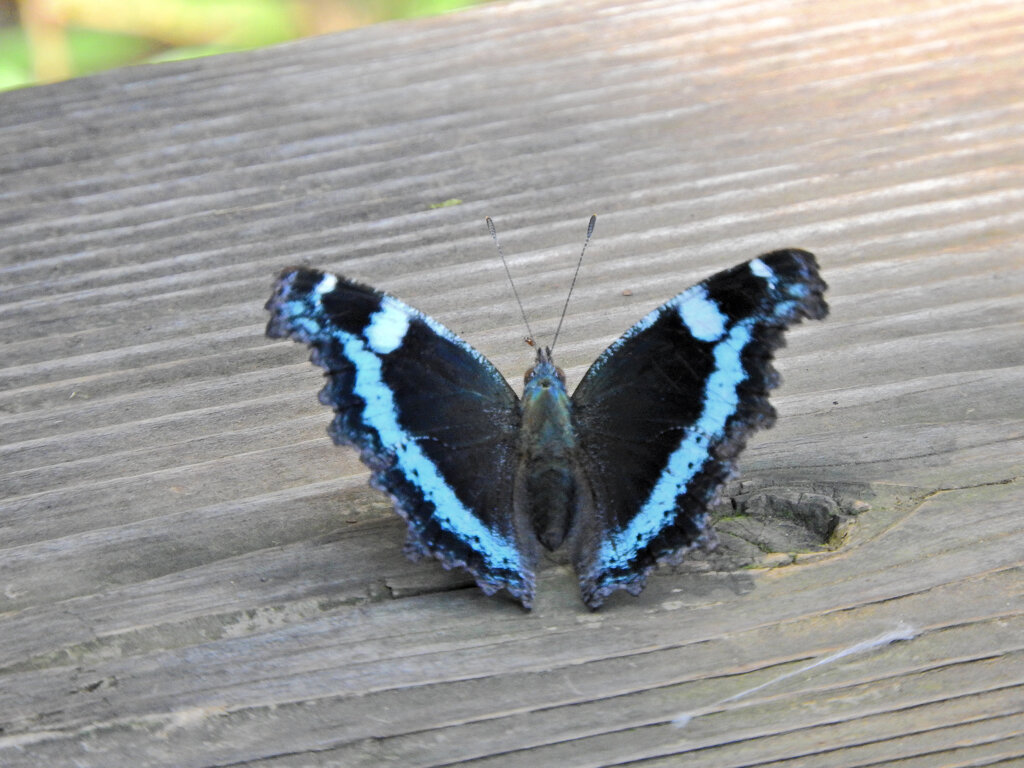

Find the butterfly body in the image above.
[
  {"left": 518, "top": 349, "right": 580, "bottom": 551},
  {"left": 266, "top": 248, "right": 828, "bottom": 610}
]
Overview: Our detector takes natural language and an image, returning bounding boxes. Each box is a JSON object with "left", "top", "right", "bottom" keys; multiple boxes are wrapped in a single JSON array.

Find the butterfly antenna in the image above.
[
  {"left": 550, "top": 214, "right": 596, "bottom": 352},
  {"left": 487, "top": 217, "right": 536, "bottom": 346}
]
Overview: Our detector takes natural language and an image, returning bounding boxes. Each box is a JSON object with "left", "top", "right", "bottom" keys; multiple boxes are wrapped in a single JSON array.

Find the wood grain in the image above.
[{"left": 1, "top": 0, "right": 1021, "bottom": 765}]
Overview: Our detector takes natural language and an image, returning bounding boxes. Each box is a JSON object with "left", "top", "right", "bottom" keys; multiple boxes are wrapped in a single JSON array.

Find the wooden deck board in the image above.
[{"left": 1, "top": 0, "right": 1022, "bottom": 765}]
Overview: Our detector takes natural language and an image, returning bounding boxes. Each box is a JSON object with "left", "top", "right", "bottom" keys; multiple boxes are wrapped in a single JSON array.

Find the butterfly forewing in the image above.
[
  {"left": 570, "top": 250, "right": 828, "bottom": 608},
  {"left": 266, "top": 268, "right": 537, "bottom": 607}
]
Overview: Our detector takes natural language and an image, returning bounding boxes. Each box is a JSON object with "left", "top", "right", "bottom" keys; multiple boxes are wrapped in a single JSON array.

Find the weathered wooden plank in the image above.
[{"left": 1, "top": 0, "right": 1022, "bottom": 765}]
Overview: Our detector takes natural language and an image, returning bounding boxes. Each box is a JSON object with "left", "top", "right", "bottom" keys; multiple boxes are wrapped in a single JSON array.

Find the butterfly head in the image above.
[{"left": 524, "top": 347, "right": 566, "bottom": 389}]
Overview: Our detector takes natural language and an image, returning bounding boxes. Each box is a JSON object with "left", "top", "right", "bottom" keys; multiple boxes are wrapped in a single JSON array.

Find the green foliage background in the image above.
[{"left": 0, "top": 0, "right": 484, "bottom": 91}]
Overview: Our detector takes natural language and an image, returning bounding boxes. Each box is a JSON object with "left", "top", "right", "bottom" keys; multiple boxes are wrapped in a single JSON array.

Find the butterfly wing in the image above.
[
  {"left": 266, "top": 268, "right": 537, "bottom": 607},
  {"left": 570, "top": 250, "right": 828, "bottom": 608}
]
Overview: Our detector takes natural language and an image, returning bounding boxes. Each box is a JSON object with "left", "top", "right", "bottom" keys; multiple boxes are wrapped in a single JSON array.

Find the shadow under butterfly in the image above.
[{"left": 265, "top": 217, "right": 828, "bottom": 609}]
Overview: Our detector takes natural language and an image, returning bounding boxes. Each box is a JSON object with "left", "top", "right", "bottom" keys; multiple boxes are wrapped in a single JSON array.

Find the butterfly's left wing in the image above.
[
  {"left": 570, "top": 250, "right": 828, "bottom": 608},
  {"left": 266, "top": 268, "right": 537, "bottom": 607}
]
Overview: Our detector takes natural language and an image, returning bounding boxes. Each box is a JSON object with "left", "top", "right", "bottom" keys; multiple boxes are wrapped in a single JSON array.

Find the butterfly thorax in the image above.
[{"left": 517, "top": 347, "right": 580, "bottom": 551}]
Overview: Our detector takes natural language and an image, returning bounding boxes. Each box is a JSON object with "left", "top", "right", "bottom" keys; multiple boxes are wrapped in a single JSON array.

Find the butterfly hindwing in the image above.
[
  {"left": 266, "top": 268, "right": 537, "bottom": 607},
  {"left": 570, "top": 250, "right": 829, "bottom": 608}
]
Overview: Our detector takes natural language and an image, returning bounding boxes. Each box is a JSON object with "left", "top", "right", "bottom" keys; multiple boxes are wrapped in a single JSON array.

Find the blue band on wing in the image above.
[
  {"left": 598, "top": 319, "right": 753, "bottom": 567},
  {"left": 337, "top": 327, "right": 522, "bottom": 573}
]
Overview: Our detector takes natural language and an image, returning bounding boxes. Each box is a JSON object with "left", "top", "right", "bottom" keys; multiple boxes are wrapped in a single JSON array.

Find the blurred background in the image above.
[{"left": 0, "top": 0, "right": 486, "bottom": 91}]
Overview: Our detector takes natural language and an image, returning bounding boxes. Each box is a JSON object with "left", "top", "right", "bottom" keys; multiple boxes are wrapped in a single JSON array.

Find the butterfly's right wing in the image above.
[
  {"left": 570, "top": 251, "right": 828, "bottom": 608},
  {"left": 266, "top": 268, "right": 537, "bottom": 607}
]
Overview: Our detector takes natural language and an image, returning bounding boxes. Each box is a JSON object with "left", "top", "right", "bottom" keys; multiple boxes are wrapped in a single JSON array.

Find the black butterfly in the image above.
[{"left": 265, "top": 235, "right": 827, "bottom": 609}]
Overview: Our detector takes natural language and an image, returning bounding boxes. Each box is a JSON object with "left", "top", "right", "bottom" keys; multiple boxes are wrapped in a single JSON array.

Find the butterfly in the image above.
[{"left": 265, "top": 228, "right": 828, "bottom": 609}]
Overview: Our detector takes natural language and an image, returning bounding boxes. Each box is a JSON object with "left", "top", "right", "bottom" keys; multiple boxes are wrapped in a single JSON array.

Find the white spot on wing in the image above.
[
  {"left": 749, "top": 258, "right": 776, "bottom": 286},
  {"left": 366, "top": 299, "right": 410, "bottom": 354},
  {"left": 314, "top": 273, "right": 338, "bottom": 297},
  {"left": 676, "top": 286, "right": 727, "bottom": 342}
]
